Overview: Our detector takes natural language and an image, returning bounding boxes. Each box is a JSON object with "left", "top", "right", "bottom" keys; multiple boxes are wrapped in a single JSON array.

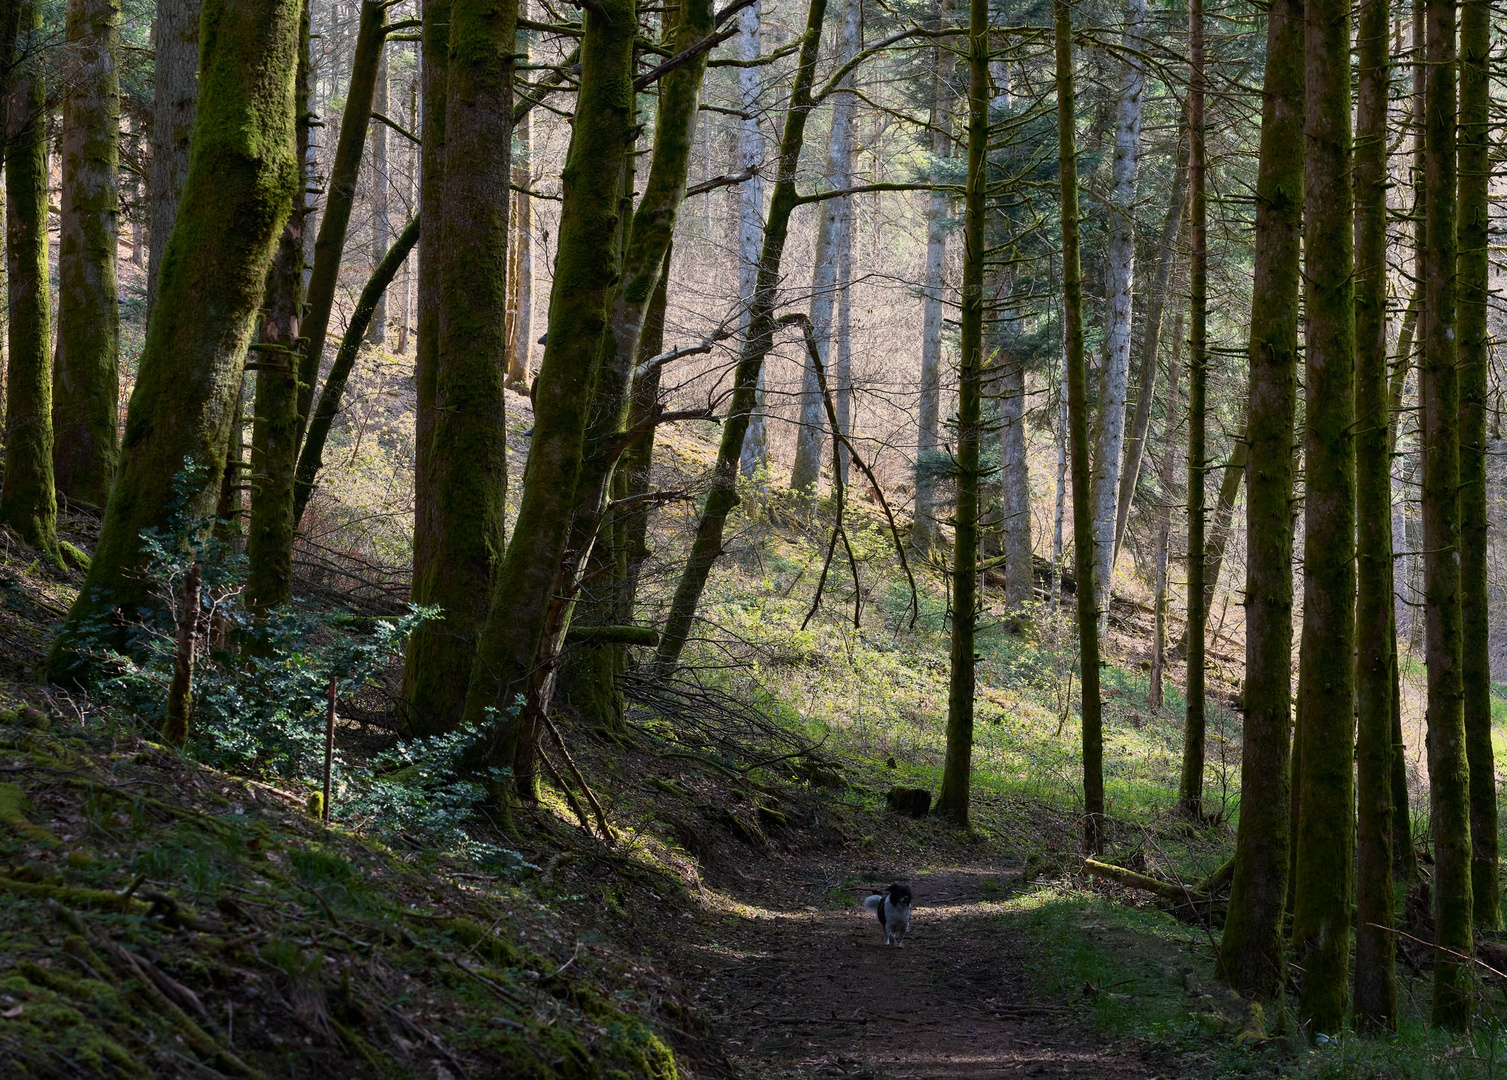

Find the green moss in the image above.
[{"left": 0, "top": 972, "right": 147, "bottom": 1078}]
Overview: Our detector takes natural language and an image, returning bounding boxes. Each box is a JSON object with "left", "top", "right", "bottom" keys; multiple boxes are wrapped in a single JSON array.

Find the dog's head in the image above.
[{"left": 887, "top": 882, "right": 912, "bottom": 911}]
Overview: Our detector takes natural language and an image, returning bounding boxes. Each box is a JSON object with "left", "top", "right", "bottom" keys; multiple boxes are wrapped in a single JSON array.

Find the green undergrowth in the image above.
[{"left": 0, "top": 709, "right": 698, "bottom": 1078}]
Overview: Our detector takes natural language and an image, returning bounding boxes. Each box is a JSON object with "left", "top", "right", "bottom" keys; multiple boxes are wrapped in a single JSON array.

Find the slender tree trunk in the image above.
[
  {"left": 735, "top": 1, "right": 769, "bottom": 483},
  {"left": 367, "top": 52, "right": 389, "bottom": 346},
  {"left": 293, "top": 216, "right": 419, "bottom": 524},
  {"left": 834, "top": 206, "right": 852, "bottom": 485},
  {"left": 0, "top": 0, "right": 57, "bottom": 561},
  {"left": 147, "top": 0, "right": 201, "bottom": 320},
  {"left": 52, "top": 0, "right": 121, "bottom": 508},
  {"left": 404, "top": 0, "right": 516, "bottom": 737},
  {"left": 1353, "top": 0, "right": 1396, "bottom": 1028},
  {"left": 245, "top": 2, "right": 310, "bottom": 614},
  {"left": 508, "top": 7, "right": 533, "bottom": 387},
  {"left": 1053, "top": 330, "right": 1067, "bottom": 583},
  {"left": 936, "top": 0, "right": 987, "bottom": 826},
  {"left": 1291, "top": 0, "right": 1355, "bottom": 1033},
  {"left": 790, "top": 0, "right": 860, "bottom": 500},
  {"left": 1054, "top": 0, "right": 1102, "bottom": 853},
  {"left": 1148, "top": 312, "right": 1182, "bottom": 710},
  {"left": 1422, "top": 0, "right": 1472, "bottom": 1029},
  {"left": 913, "top": 0, "right": 953, "bottom": 555},
  {"left": 999, "top": 280, "right": 1032, "bottom": 620},
  {"left": 408, "top": 0, "right": 448, "bottom": 717},
  {"left": 653, "top": 0, "right": 831, "bottom": 672},
  {"left": 1177, "top": 0, "right": 1207, "bottom": 820},
  {"left": 459, "top": 0, "right": 638, "bottom": 760},
  {"left": 621, "top": 257, "right": 671, "bottom": 610},
  {"left": 1457, "top": 0, "right": 1497, "bottom": 933},
  {"left": 49, "top": 0, "right": 303, "bottom": 679},
  {"left": 1114, "top": 116, "right": 1188, "bottom": 564},
  {"left": 296, "top": 0, "right": 387, "bottom": 446},
  {"left": 1088, "top": 0, "right": 1146, "bottom": 633}
]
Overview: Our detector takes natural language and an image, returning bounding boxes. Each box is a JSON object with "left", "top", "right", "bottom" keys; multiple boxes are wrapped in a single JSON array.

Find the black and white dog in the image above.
[{"left": 863, "top": 882, "right": 913, "bottom": 946}]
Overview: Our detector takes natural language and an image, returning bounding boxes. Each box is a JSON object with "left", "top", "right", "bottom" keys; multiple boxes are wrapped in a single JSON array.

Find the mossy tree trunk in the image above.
[
  {"left": 0, "top": 0, "right": 58, "bottom": 562},
  {"left": 1422, "top": 0, "right": 1472, "bottom": 1029},
  {"left": 245, "top": 1, "right": 310, "bottom": 614},
  {"left": 402, "top": 0, "right": 516, "bottom": 737},
  {"left": 459, "top": 0, "right": 638, "bottom": 772},
  {"left": 1457, "top": 0, "right": 1497, "bottom": 934},
  {"left": 1054, "top": 0, "right": 1102, "bottom": 853},
  {"left": 1217, "top": 0, "right": 1301, "bottom": 1001},
  {"left": 935, "top": 0, "right": 987, "bottom": 826},
  {"left": 1177, "top": 0, "right": 1206, "bottom": 820},
  {"left": 48, "top": 0, "right": 303, "bottom": 680},
  {"left": 1353, "top": 0, "right": 1396, "bottom": 1029},
  {"left": 556, "top": 0, "right": 716, "bottom": 733},
  {"left": 147, "top": 0, "right": 201, "bottom": 319},
  {"left": 295, "top": 0, "right": 389, "bottom": 446},
  {"left": 52, "top": 0, "right": 121, "bottom": 508},
  {"left": 651, "top": 0, "right": 830, "bottom": 672},
  {"left": 1292, "top": 0, "right": 1355, "bottom": 1035}
]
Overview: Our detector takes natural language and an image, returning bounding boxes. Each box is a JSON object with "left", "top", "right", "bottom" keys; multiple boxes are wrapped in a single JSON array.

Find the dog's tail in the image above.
[{"left": 862, "top": 894, "right": 883, "bottom": 912}]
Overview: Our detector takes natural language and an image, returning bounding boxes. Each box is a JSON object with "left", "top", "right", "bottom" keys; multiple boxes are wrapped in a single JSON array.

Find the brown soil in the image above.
[{"left": 679, "top": 861, "right": 1174, "bottom": 1080}]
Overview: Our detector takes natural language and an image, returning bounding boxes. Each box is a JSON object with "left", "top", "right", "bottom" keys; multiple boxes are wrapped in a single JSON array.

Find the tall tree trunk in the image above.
[
  {"left": 295, "top": 0, "right": 387, "bottom": 446},
  {"left": 245, "top": 1, "right": 310, "bottom": 614},
  {"left": 508, "top": 8, "right": 533, "bottom": 388},
  {"left": 0, "top": 0, "right": 57, "bottom": 562},
  {"left": 1422, "top": 0, "right": 1471, "bottom": 1029},
  {"left": 52, "top": 0, "right": 121, "bottom": 508},
  {"left": 49, "top": 0, "right": 303, "bottom": 680},
  {"left": 1113, "top": 115, "right": 1187, "bottom": 564},
  {"left": 403, "top": 0, "right": 516, "bottom": 737},
  {"left": 1457, "top": 0, "right": 1497, "bottom": 933},
  {"left": 790, "top": 0, "right": 860, "bottom": 500},
  {"left": 834, "top": 204, "right": 852, "bottom": 485},
  {"left": 1055, "top": 0, "right": 1102, "bottom": 854},
  {"left": 1177, "top": 0, "right": 1207, "bottom": 820},
  {"left": 408, "top": 0, "right": 449, "bottom": 719},
  {"left": 621, "top": 256, "right": 671, "bottom": 610},
  {"left": 458, "top": 0, "right": 638, "bottom": 765},
  {"left": 998, "top": 273, "right": 1032, "bottom": 621},
  {"left": 735, "top": 1, "right": 769, "bottom": 483},
  {"left": 1292, "top": 0, "right": 1355, "bottom": 1034},
  {"left": 652, "top": 0, "right": 831, "bottom": 672},
  {"left": 1147, "top": 312, "right": 1182, "bottom": 710},
  {"left": 912, "top": 0, "right": 953, "bottom": 555},
  {"left": 293, "top": 215, "right": 419, "bottom": 524},
  {"left": 1088, "top": 0, "right": 1146, "bottom": 632},
  {"left": 366, "top": 52, "right": 389, "bottom": 346},
  {"left": 554, "top": 0, "right": 716, "bottom": 735},
  {"left": 1353, "top": 0, "right": 1397, "bottom": 1028},
  {"left": 147, "top": 0, "right": 201, "bottom": 320},
  {"left": 935, "top": 0, "right": 987, "bottom": 826}
]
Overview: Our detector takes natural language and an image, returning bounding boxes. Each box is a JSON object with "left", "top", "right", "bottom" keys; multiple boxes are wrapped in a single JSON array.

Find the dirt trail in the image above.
[{"left": 684, "top": 861, "right": 1172, "bottom": 1079}]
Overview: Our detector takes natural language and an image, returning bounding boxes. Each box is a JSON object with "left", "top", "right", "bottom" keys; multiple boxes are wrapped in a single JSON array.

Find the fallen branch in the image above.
[{"left": 1081, "top": 858, "right": 1195, "bottom": 903}]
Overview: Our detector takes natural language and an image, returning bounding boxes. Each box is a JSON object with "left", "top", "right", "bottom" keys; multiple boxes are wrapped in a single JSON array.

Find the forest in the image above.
[{"left": 0, "top": 0, "right": 1505, "bottom": 1074}]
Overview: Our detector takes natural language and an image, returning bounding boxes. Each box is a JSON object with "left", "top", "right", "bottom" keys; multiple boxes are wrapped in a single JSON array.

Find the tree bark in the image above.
[
  {"left": 912, "top": 0, "right": 953, "bottom": 555},
  {"left": 1457, "top": 0, "right": 1497, "bottom": 934},
  {"left": 52, "top": 0, "right": 121, "bottom": 508},
  {"left": 935, "top": 0, "right": 987, "bottom": 826},
  {"left": 1422, "top": 0, "right": 1471, "bottom": 1029},
  {"left": 790, "top": 0, "right": 861, "bottom": 500},
  {"left": 1177, "top": 0, "right": 1207, "bottom": 820},
  {"left": 459, "top": 0, "right": 638, "bottom": 763},
  {"left": 0, "top": 0, "right": 57, "bottom": 562},
  {"left": 1088, "top": 0, "right": 1146, "bottom": 632},
  {"left": 1147, "top": 312, "right": 1181, "bottom": 710},
  {"left": 1214, "top": 0, "right": 1300, "bottom": 994},
  {"left": 147, "top": 0, "right": 201, "bottom": 320},
  {"left": 1352, "top": 0, "right": 1396, "bottom": 1029},
  {"left": 735, "top": 1, "right": 769, "bottom": 483},
  {"left": 49, "top": 0, "right": 303, "bottom": 680},
  {"left": 1054, "top": 0, "right": 1102, "bottom": 854},
  {"left": 1113, "top": 114, "right": 1187, "bottom": 565},
  {"left": 366, "top": 52, "right": 390, "bottom": 346},
  {"left": 1291, "top": 0, "right": 1355, "bottom": 1034},
  {"left": 404, "top": 0, "right": 516, "bottom": 737},
  {"left": 652, "top": 0, "right": 831, "bottom": 672},
  {"left": 245, "top": 1, "right": 310, "bottom": 614}
]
